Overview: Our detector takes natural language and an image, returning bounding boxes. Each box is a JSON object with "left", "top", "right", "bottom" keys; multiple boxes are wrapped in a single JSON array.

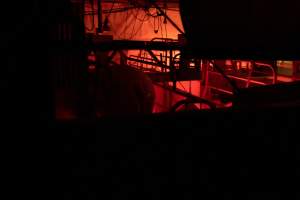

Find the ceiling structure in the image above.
[{"left": 99, "top": 0, "right": 179, "bottom": 8}]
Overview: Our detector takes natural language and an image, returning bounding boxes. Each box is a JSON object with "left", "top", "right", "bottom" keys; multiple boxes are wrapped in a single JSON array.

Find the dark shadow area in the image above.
[{"left": 2, "top": 1, "right": 300, "bottom": 200}]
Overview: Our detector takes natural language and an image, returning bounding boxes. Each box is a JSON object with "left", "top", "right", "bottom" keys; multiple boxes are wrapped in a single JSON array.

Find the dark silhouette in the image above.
[{"left": 96, "top": 63, "right": 155, "bottom": 116}]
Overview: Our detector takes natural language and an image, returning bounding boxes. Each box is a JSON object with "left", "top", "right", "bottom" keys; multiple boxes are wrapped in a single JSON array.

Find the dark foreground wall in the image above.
[
  {"left": 2, "top": 1, "right": 300, "bottom": 199},
  {"left": 180, "top": 0, "right": 300, "bottom": 59},
  {"left": 55, "top": 106, "right": 300, "bottom": 200}
]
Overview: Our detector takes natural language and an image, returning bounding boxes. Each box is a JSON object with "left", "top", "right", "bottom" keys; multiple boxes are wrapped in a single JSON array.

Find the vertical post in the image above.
[
  {"left": 77, "top": 1, "right": 95, "bottom": 119},
  {"left": 272, "top": 60, "right": 278, "bottom": 83},
  {"left": 201, "top": 60, "right": 208, "bottom": 97},
  {"left": 170, "top": 49, "right": 176, "bottom": 90},
  {"left": 96, "top": 0, "right": 102, "bottom": 33},
  {"left": 294, "top": 61, "right": 300, "bottom": 78}
]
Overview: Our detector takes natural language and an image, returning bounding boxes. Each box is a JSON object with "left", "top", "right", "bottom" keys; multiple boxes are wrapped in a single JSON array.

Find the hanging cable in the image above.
[
  {"left": 105, "top": 0, "right": 116, "bottom": 18},
  {"left": 153, "top": 16, "right": 158, "bottom": 34},
  {"left": 84, "top": 0, "right": 95, "bottom": 31},
  {"left": 85, "top": 0, "right": 95, "bottom": 32},
  {"left": 163, "top": 0, "right": 167, "bottom": 24},
  {"left": 146, "top": 8, "right": 160, "bottom": 17},
  {"left": 116, "top": 6, "right": 133, "bottom": 39},
  {"left": 164, "top": 17, "right": 168, "bottom": 38},
  {"left": 101, "top": 0, "right": 116, "bottom": 32},
  {"left": 132, "top": 7, "right": 151, "bottom": 22},
  {"left": 128, "top": 13, "right": 138, "bottom": 39},
  {"left": 129, "top": 12, "right": 148, "bottom": 39},
  {"left": 159, "top": 15, "right": 164, "bottom": 39}
]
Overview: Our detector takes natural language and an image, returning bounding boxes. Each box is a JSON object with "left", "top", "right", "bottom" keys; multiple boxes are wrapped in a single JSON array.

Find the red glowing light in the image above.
[
  {"left": 88, "top": 65, "right": 96, "bottom": 72},
  {"left": 88, "top": 55, "right": 96, "bottom": 62}
]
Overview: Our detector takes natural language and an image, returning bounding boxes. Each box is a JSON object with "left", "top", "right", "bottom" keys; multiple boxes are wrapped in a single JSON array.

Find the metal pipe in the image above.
[
  {"left": 146, "top": 49, "right": 164, "bottom": 66},
  {"left": 209, "top": 87, "right": 234, "bottom": 95},
  {"left": 254, "top": 62, "right": 277, "bottom": 84},
  {"left": 227, "top": 75, "right": 267, "bottom": 86},
  {"left": 169, "top": 49, "right": 177, "bottom": 90},
  {"left": 246, "top": 61, "right": 254, "bottom": 88},
  {"left": 127, "top": 56, "right": 171, "bottom": 70},
  {"left": 153, "top": 82, "right": 216, "bottom": 109}
]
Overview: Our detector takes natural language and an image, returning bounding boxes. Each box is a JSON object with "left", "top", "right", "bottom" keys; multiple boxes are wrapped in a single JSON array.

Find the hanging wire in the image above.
[
  {"left": 132, "top": 7, "right": 151, "bottom": 22},
  {"left": 159, "top": 15, "right": 164, "bottom": 39},
  {"left": 105, "top": 0, "right": 116, "bottom": 18},
  {"left": 129, "top": 12, "right": 148, "bottom": 39},
  {"left": 128, "top": 12, "right": 138, "bottom": 39},
  {"left": 164, "top": 16, "right": 168, "bottom": 38},
  {"left": 84, "top": 0, "right": 95, "bottom": 31},
  {"left": 153, "top": 16, "right": 159, "bottom": 33},
  {"left": 113, "top": 5, "right": 132, "bottom": 39},
  {"left": 115, "top": 5, "right": 131, "bottom": 39},
  {"left": 145, "top": 8, "right": 161, "bottom": 18}
]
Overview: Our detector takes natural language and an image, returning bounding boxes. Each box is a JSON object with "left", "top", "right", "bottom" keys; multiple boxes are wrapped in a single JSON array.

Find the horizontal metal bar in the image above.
[
  {"left": 227, "top": 75, "right": 267, "bottom": 85},
  {"left": 153, "top": 82, "right": 214, "bottom": 105},
  {"left": 127, "top": 56, "right": 171, "bottom": 69},
  {"left": 89, "top": 40, "right": 182, "bottom": 51},
  {"left": 208, "top": 71, "right": 267, "bottom": 86},
  {"left": 147, "top": 69, "right": 200, "bottom": 82},
  {"left": 209, "top": 86, "right": 234, "bottom": 95}
]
